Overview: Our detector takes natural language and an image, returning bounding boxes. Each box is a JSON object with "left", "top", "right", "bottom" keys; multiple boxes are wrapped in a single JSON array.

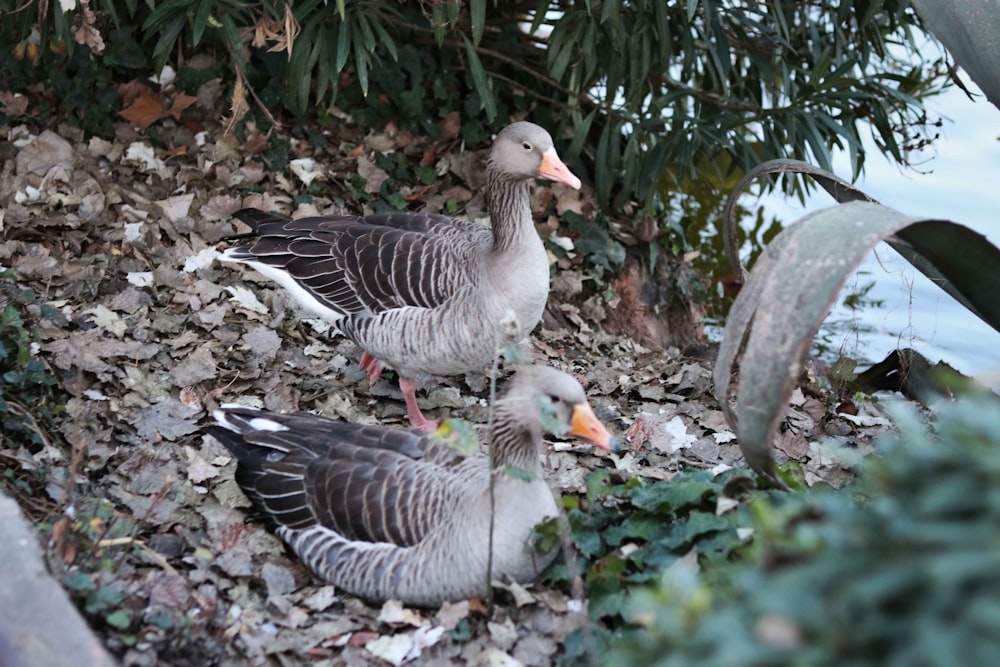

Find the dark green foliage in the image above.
[
  {"left": 0, "top": 18, "right": 138, "bottom": 135},
  {"left": 603, "top": 394, "right": 1000, "bottom": 666},
  {"left": 562, "top": 212, "right": 627, "bottom": 276},
  {"left": 3, "top": 1, "right": 948, "bottom": 219},
  {"left": 542, "top": 467, "right": 758, "bottom": 628},
  {"left": 0, "top": 270, "right": 66, "bottom": 453},
  {"left": 537, "top": 1, "right": 948, "bottom": 209},
  {"left": 59, "top": 498, "right": 142, "bottom": 647}
]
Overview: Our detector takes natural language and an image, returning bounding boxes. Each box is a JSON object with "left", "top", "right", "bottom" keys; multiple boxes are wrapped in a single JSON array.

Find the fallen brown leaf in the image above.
[
  {"left": 167, "top": 93, "right": 198, "bottom": 121},
  {"left": 119, "top": 88, "right": 169, "bottom": 131}
]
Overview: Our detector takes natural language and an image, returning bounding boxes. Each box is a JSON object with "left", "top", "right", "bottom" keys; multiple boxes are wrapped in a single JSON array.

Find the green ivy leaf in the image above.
[
  {"left": 64, "top": 571, "right": 97, "bottom": 593},
  {"left": 500, "top": 345, "right": 526, "bottom": 365},
  {"left": 681, "top": 511, "right": 732, "bottom": 541},
  {"left": 630, "top": 476, "right": 715, "bottom": 513},
  {"left": 534, "top": 395, "right": 567, "bottom": 437},
  {"left": 415, "top": 166, "right": 437, "bottom": 185},
  {"left": 105, "top": 610, "right": 131, "bottom": 629},
  {"left": 585, "top": 469, "right": 612, "bottom": 501}
]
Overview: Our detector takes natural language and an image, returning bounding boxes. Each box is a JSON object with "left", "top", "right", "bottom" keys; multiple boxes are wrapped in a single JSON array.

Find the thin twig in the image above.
[
  {"left": 484, "top": 326, "right": 503, "bottom": 614},
  {"left": 221, "top": 33, "right": 279, "bottom": 133}
]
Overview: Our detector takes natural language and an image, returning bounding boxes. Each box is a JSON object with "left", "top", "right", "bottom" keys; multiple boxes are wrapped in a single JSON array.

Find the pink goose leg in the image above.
[
  {"left": 398, "top": 377, "right": 438, "bottom": 431},
  {"left": 359, "top": 352, "right": 383, "bottom": 384},
  {"left": 360, "top": 352, "right": 437, "bottom": 430}
]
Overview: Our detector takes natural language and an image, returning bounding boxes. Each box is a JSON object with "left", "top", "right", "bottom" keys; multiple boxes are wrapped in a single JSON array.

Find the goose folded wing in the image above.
[
  {"left": 233, "top": 211, "right": 488, "bottom": 316},
  {"left": 211, "top": 412, "right": 471, "bottom": 547},
  {"left": 301, "top": 452, "right": 466, "bottom": 547}
]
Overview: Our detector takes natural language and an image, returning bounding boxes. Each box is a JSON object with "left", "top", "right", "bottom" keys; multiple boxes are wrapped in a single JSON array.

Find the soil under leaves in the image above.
[{"left": 0, "top": 87, "right": 887, "bottom": 665}]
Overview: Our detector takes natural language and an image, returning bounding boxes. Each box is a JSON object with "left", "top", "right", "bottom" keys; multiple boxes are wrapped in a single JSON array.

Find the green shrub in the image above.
[
  {"left": 1, "top": 1, "right": 950, "bottom": 216},
  {"left": 604, "top": 393, "right": 1000, "bottom": 666}
]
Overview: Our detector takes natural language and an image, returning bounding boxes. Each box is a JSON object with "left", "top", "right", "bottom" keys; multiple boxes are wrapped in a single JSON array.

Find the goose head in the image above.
[
  {"left": 489, "top": 122, "right": 582, "bottom": 189},
  {"left": 498, "top": 366, "right": 620, "bottom": 453}
]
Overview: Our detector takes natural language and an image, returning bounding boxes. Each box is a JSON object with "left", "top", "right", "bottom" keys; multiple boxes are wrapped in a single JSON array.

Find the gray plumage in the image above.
[
  {"left": 219, "top": 122, "right": 581, "bottom": 428},
  {"left": 206, "top": 366, "right": 618, "bottom": 606}
]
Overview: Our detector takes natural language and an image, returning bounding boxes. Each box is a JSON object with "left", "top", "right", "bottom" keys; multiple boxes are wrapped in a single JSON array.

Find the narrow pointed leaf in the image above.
[
  {"left": 335, "top": 18, "right": 350, "bottom": 72},
  {"left": 470, "top": 0, "right": 486, "bottom": 45},
  {"left": 192, "top": 0, "right": 212, "bottom": 46},
  {"left": 722, "top": 158, "right": 875, "bottom": 275},
  {"left": 462, "top": 34, "right": 496, "bottom": 121},
  {"left": 890, "top": 221, "right": 1000, "bottom": 329},
  {"left": 528, "top": 0, "right": 550, "bottom": 36}
]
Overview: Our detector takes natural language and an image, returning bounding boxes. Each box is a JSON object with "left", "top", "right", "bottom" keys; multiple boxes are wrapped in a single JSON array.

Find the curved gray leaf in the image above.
[
  {"left": 722, "top": 159, "right": 877, "bottom": 276},
  {"left": 913, "top": 0, "right": 1000, "bottom": 110},
  {"left": 713, "top": 201, "right": 1000, "bottom": 477}
]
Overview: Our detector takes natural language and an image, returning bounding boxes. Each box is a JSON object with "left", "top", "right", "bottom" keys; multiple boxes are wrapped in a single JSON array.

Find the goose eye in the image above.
[{"left": 522, "top": 141, "right": 532, "bottom": 151}]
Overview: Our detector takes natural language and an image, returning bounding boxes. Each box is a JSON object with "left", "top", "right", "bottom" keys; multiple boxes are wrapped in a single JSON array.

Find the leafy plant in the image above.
[
  {"left": 541, "top": 466, "right": 761, "bottom": 655},
  {"left": 533, "top": 1, "right": 947, "bottom": 209},
  {"left": 711, "top": 0, "right": 1000, "bottom": 476},
  {"left": 562, "top": 212, "right": 627, "bottom": 278},
  {"left": 3, "top": 1, "right": 952, "bottom": 219},
  {"left": 604, "top": 392, "right": 1000, "bottom": 666},
  {"left": 913, "top": 0, "right": 1000, "bottom": 109},
  {"left": 0, "top": 270, "right": 66, "bottom": 453},
  {"left": 58, "top": 498, "right": 141, "bottom": 647}
]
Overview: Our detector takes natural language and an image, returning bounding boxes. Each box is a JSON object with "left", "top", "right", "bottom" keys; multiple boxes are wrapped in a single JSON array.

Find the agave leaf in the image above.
[
  {"left": 722, "top": 158, "right": 876, "bottom": 276},
  {"left": 714, "top": 200, "right": 1000, "bottom": 477},
  {"left": 724, "top": 159, "right": 1000, "bottom": 328},
  {"left": 912, "top": 0, "right": 1000, "bottom": 110},
  {"left": 891, "top": 221, "right": 1000, "bottom": 327}
]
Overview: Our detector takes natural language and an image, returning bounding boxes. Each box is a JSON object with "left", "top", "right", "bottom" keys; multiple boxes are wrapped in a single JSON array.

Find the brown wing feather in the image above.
[
  {"left": 228, "top": 209, "right": 489, "bottom": 317},
  {"left": 208, "top": 408, "right": 478, "bottom": 547}
]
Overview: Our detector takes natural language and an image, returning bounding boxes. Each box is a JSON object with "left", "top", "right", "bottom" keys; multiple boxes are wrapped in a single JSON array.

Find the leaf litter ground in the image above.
[{"left": 0, "top": 106, "right": 886, "bottom": 665}]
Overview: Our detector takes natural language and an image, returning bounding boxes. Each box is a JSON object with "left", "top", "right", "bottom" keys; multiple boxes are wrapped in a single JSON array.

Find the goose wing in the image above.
[
  {"left": 227, "top": 209, "right": 489, "bottom": 317},
  {"left": 208, "top": 407, "right": 479, "bottom": 547}
]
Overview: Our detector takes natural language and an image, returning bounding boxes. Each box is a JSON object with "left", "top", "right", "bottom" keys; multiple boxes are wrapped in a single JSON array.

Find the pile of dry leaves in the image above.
[{"left": 0, "top": 81, "right": 885, "bottom": 664}]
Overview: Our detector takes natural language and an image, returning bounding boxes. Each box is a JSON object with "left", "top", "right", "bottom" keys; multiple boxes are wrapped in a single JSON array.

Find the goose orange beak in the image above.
[
  {"left": 539, "top": 147, "right": 582, "bottom": 189},
  {"left": 568, "top": 403, "right": 620, "bottom": 452}
]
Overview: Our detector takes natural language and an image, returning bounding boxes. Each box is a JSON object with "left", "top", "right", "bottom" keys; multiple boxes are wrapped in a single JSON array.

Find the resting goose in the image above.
[
  {"left": 206, "top": 365, "right": 618, "bottom": 606},
  {"left": 220, "top": 122, "right": 581, "bottom": 429}
]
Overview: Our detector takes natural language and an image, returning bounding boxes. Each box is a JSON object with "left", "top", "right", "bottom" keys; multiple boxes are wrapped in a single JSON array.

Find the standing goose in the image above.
[
  {"left": 220, "top": 122, "right": 581, "bottom": 429},
  {"left": 206, "top": 365, "right": 618, "bottom": 606}
]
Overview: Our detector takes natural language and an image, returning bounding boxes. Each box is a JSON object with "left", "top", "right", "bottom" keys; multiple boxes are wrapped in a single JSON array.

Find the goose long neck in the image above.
[
  {"left": 486, "top": 166, "right": 533, "bottom": 254},
  {"left": 489, "top": 399, "right": 544, "bottom": 479}
]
